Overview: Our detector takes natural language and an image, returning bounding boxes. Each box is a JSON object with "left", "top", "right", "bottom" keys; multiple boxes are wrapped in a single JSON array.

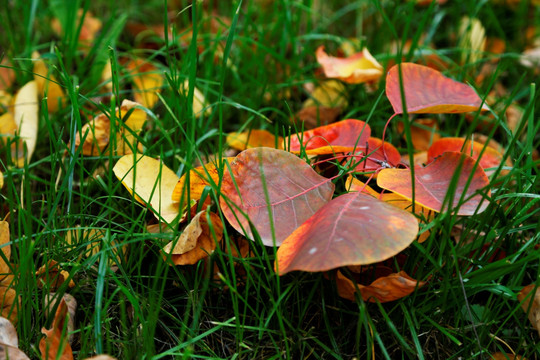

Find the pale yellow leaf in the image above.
[
  {"left": 303, "top": 80, "right": 348, "bottom": 109},
  {"left": 32, "top": 52, "right": 64, "bottom": 113},
  {"left": 113, "top": 154, "right": 180, "bottom": 224},
  {"left": 13, "top": 81, "right": 39, "bottom": 167},
  {"left": 126, "top": 58, "right": 163, "bottom": 109},
  {"left": 180, "top": 80, "right": 211, "bottom": 117}
]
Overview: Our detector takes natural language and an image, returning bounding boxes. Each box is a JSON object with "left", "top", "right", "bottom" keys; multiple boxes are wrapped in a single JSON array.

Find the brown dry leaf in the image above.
[
  {"left": 39, "top": 298, "right": 74, "bottom": 360},
  {"left": 458, "top": 17, "right": 486, "bottom": 65},
  {"left": 226, "top": 129, "right": 283, "bottom": 151},
  {"left": 0, "top": 221, "right": 18, "bottom": 324},
  {"left": 65, "top": 227, "right": 125, "bottom": 269},
  {"left": 113, "top": 154, "right": 180, "bottom": 224},
  {"left": 490, "top": 353, "right": 525, "bottom": 360},
  {"left": 0, "top": 317, "right": 30, "bottom": 359},
  {"left": 303, "top": 80, "right": 348, "bottom": 109},
  {"left": 32, "top": 52, "right": 64, "bottom": 113},
  {"left": 36, "top": 260, "right": 75, "bottom": 290},
  {"left": 517, "top": 284, "right": 540, "bottom": 337},
  {"left": 74, "top": 99, "right": 146, "bottom": 156},
  {"left": 51, "top": 9, "right": 102, "bottom": 49},
  {"left": 335, "top": 270, "right": 426, "bottom": 302},
  {"left": 0, "top": 221, "right": 12, "bottom": 282},
  {"left": 316, "top": 46, "right": 383, "bottom": 84},
  {"left": 164, "top": 211, "right": 223, "bottom": 265},
  {"left": 125, "top": 58, "right": 163, "bottom": 109},
  {"left": 397, "top": 118, "right": 440, "bottom": 151},
  {"left": 0, "top": 58, "right": 15, "bottom": 91},
  {"left": 44, "top": 294, "right": 77, "bottom": 345},
  {"left": 505, "top": 104, "right": 523, "bottom": 134},
  {"left": 179, "top": 80, "right": 211, "bottom": 117},
  {"left": 13, "top": 81, "right": 39, "bottom": 167},
  {"left": 293, "top": 106, "right": 341, "bottom": 130}
]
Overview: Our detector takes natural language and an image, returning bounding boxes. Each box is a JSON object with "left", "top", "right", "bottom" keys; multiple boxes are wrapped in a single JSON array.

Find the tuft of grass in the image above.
[{"left": 0, "top": 0, "right": 539, "bottom": 359}]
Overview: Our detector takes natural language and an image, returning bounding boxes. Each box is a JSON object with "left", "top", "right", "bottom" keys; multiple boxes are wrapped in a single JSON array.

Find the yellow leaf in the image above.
[
  {"left": 13, "top": 81, "right": 39, "bottom": 167},
  {"left": 0, "top": 221, "right": 12, "bottom": 280},
  {"left": 179, "top": 80, "right": 211, "bottom": 117},
  {"left": 458, "top": 17, "right": 486, "bottom": 65},
  {"left": 113, "top": 154, "right": 180, "bottom": 224},
  {"left": 163, "top": 211, "right": 223, "bottom": 265},
  {"left": 303, "top": 80, "right": 348, "bottom": 109},
  {"left": 126, "top": 58, "right": 163, "bottom": 109},
  {"left": 226, "top": 129, "right": 283, "bottom": 151},
  {"left": 32, "top": 52, "right": 64, "bottom": 113}
]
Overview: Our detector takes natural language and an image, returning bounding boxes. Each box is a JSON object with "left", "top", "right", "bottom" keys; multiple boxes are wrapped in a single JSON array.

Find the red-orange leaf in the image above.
[
  {"left": 428, "top": 137, "right": 503, "bottom": 173},
  {"left": 350, "top": 137, "right": 401, "bottom": 172},
  {"left": 287, "top": 119, "right": 371, "bottom": 155},
  {"left": 386, "top": 63, "right": 489, "bottom": 114},
  {"left": 377, "top": 152, "right": 490, "bottom": 215},
  {"left": 316, "top": 46, "right": 383, "bottom": 84},
  {"left": 220, "top": 148, "right": 335, "bottom": 246},
  {"left": 335, "top": 270, "right": 426, "bottom": 303},
  {"left": 275, "top": 192, "right": 418, "bottom": 275}
]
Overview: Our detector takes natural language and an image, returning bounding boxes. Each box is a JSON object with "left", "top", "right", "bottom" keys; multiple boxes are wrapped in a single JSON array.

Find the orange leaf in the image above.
[
  {"left": 39, "top": 298, "right": 73, "bottom": 360},
  {"left": 345, "top": 175, "right": 379, "bottom": 197},
  {"left": 316, "top": 46, "right": 383, "bottom": 84},
  {"left": 287, "top": 119, "right": 371, "bottom": 155},
  {"left": 35, "top": 260, "right": 75, "bottom": 290},
  {"left": 293, "top": 106, "right": 341, "bottom": 130},
  {"left": 428, "top": 137, "right": 504, "bottom": 174},
  {"left": 349, "top": 137, "right": 401, "bottom": 172},
  {"left": 386, "top": 63, "right": 489, "bottom": 114},
  {"left": 517, "top": 284, "right": 540, "bottom": 337},
  {"left": 0, "top": 58, "right": 15, "bottom": 91},
  {"left": 32, "top": 52, "right": 65, "bottom": 113},
  {"left": 335, "top": 270, "right": 426, "bottom": 303},
  {"left": 163, "top": 211, "right": 223, "bottom": 265},
  {"left": 380, "top": 193, "right": 432, "bottom": 243},
  {"left": 490, "top": 353, "right": 526, "bottom": 360},
  {"left": 377, "top": 152, "right": 491, "bottom": 215},
  {"left": 397, "top": 118, "right": 440, "bottom": 151},
  {"left": 275, "top": 192, "right": 418, "bottom": 274},
  {"left": 220, "top": 148, "right": 334, "bottom": 246},
  {"left": 227, "top": 129, "right": 282, "bottom": 151}
]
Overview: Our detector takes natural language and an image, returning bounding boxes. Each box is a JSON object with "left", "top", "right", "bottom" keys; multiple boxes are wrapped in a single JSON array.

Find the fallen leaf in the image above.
[
  {"left": 335, "top": 270, "right": 426, "bottom": 302},
  {"left": 386, "top": 63, "right": 489, "bottom": 114},
  {"left": 380, "top": 193, "right": 432, "bottom": 243},
  {"left": 179, "top": 80, "right": 211, "bottom": 117},
  {"left": 316, "top": 46, "right": 383, "bottom": 84},
  {"left": 163, "top": 211, "right": 223, "bottom": 265},
  {"left": 519, "top": 47, "right": 540, "bottom": 69},
  {"left": 517, "top": 284, "right": 540, "bottom": 337},
  {"left": 490, "top": 353, "right": 525, "bottom": 360},
  {"left": 13, "top": 81, "right": 39, "bottom": 167},
  {"left": 39, "top": 298, "right": 73, "bottom": 360},
  {"left": 65, "top": 227, "right": 124, "bottom": 269},
  {"left": 44, "top": 293, "right": 77, "bottom": 345},
  {"left": 427, "top": 137, "right": 504, "bottom": 174},
  {"left": 345, "top": 175, "right": 379, "bottom": 197},
  {"left": 51, "top": 9, "right": 102, "bottom": 49},
  {"left": 350, "top": 137, "right": 401, "bottom": 172},
  {"left": 83, "top": 356, "right": 118, "bottom": 360},
  {"left": 303, "top": 80, "right": 348, "bottom": 109},
  {"left": 220, "top": 148, "right": 335, "bottom": 246},
  {"left": 227, "top": 129, "right": 282, "bottom": 151},
  {"left": 275, "top": 192, "right": 418, "bottom": 274},
  {"left": 113, "top": 154, "right": 180, "bottom": 224},
  {"left": 397, "top": 118, "right": 440, "bottom": 151},
  {"left": 287, "top": 119, "right": 371, "bottom": 155},
  {"left": 74, "top": 99, "right": 147, "bottom": 156},
  {"left": 458, "top": 17, "right": 486, "bottom": 65},
  {"left": 33, "top": 52, "right": 64, "bottom": 113},
  {"left": 377, "top": 152, "right": 491, "bottom": 215},
  {"left": 0, "top": 316, "right": 30, "bottom": 359},
  {"left": 0, "top": 221, "right": 18, "bottom": 324},
  {"left": 0, "top": 58, "right": 15, "bottom": 91},
  {"left": 126, "top": 58, "right": 163, "bottom": 109},
  {"left": 36, "top": 260, "right": 75, "bottom": 290}
]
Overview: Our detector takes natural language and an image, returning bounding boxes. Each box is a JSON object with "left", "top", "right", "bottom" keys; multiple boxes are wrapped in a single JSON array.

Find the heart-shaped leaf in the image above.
[
  {"left": 386, "top": 63, "right": 489, "bottom": 114},
  {"left": 287, "top": 119, "right": 371, "bottom": 155},
  {"left": 377, "top": 151, "right": 490, "bottom": 215},
  {"left": 275, "top": 192, "right": 418, "bottom": 274},
  {"left": 219, "top": 148, "right": 334, "bottom": 246}
]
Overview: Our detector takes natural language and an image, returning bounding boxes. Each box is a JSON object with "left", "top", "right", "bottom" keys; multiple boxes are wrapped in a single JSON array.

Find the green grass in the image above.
[{"left": 1, "top": 0, "right": 539, "bottom": 359}]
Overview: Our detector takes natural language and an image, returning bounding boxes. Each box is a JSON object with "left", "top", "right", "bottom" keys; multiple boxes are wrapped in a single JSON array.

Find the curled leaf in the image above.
[
  {"left": 316, "top": 46, "right": 383, "bottom": 84},
  {"left": 44, "top": 294, "right": 77, "bottom": 345},
  {"left": 276, "top": 193, "right": 419, "bottom": 274},
  {"left": 13, "top": 81, "right": 39, "bottom": 167},
  {"left": 377, "top": 152, "right": 491, "bottom": 215},
  {"left": 113, "top": 154, "right": 180, "bottom": 224},
  {"left": 163, "top": 211, "right": 223, "bottom": 265},
  {"left": 220, "top": 148, "right": 335, "bottom": 246},
  {"left": 39, "top": 298, "right": 73, "bottom": 360},
  {"left": 386, "top": 63, "right": 489, "bottom": 114},
  {"left": 287, "top": 119, "right": 371, "bottom": 155},
  {"left": 36, "top": 260, "right": 75, "bottom": 290},
  {"left": 335, "top": 270, "right": 426, "bottom": 303}
]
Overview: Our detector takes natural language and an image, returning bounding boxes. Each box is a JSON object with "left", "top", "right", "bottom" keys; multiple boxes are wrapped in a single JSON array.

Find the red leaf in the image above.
[
  {"left": 428, "top": 137, "right": 503, "bottom": 173},
  {"left": 350, "top": 137, "right": 401, "bottom": 172},
  {"left": 275, "top": 192, "right": 419, "bottom": 275},
  {"left": 377, "top": 152, "right": 490, "bottom": 215},
  {"left": 287, "top": 119, "right": 371, "bottom": 155},
  {"left": 385, "top": 63, "right": 489, "bottom": 114},
  {"left": 220, "top": 148, "right": 335, "bottom": 246}
]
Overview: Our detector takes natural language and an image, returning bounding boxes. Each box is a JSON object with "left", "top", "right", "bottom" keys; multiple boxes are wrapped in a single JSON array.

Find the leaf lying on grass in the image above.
[
  {"left": 12, "top": 81, "right": 39, "bottom": 167},
  {"left": 113, "top": 154, "right": 180, "bottom": 224},
  {"left": 220, "top": 148, "right": 335, "bottom": 246},
  {"left": 316, "top": 46, "right": 383, "bottom": 84},
  {"left": 227, "top": 129, "right": 282, "bottom": 151},
  {"left": 518, "top": 284, "right": 540, "bottom": 337},
  {"left": 39, "top": 298, "right": 73, "bottom": 360},
  {"left": 0, "top": 316, "right": 30, "bottom": 359}
]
